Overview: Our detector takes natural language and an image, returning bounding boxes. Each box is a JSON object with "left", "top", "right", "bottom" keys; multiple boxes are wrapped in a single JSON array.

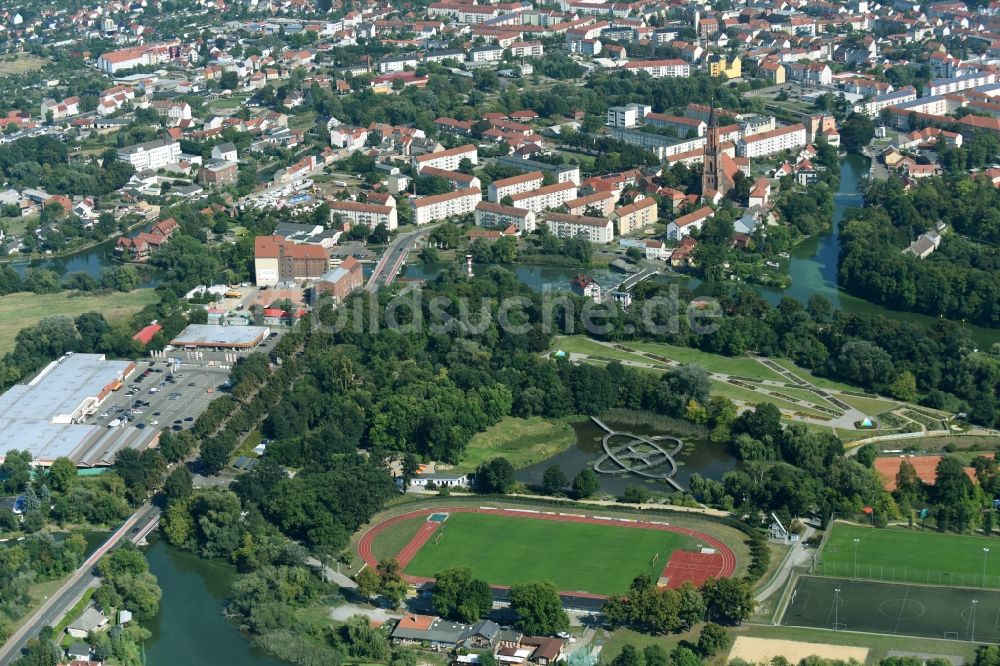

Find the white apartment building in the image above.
[
  {"left": 853, "top": 86, "right": 917, "bottom": 118},
  {"left": 116, "top": 139, "right": 181, "bottom": 171},
  {"left": 474, "top": 201, "right": 537, "bottom": 233},
  {"left": 151, "top": 100, "right": 192, "bottom": 125},
  {"left": 413, "top": 144, "right": 478, "bottom": 172},
  {"left": 607, "top": 103, "right": 651, "bottom": 128},
  {"left": 542, "top": 212, "right": 614, "bottom": 244},
  {"left": 509, "top": 182, "right": 577, "bottom": 213},
  {"left": 613, "top": 198, "right": 657, "bottom": 236},
  {"left": 488, "top": 171, "right": 544, "bottom": 202},
  {"left": 737, "top": 123, "right": 807, "bottom": 158},
  {"left": 666, "top": 206, "right": 713, "bottom": 241},
  {"left": 923, "top": 72, "right": 997, "bottom": 97},
  {"left": 621, "top": 59, "right": 690, "bottom": 78},
  {"left": 509, "top": 41, "right": 544, "bottom": 57},
  {"left": 644, "top": 113, "right": 706, "bottom": 137},
  {"left": 412, "top": 188, "right": 482, "bottom": 225},
  {"left": 329, "top": 199, "right": 399, "bottom": 231}
]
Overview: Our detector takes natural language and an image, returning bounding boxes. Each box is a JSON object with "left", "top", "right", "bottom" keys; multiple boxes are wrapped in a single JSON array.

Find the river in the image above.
[
  {"left": 7, "top": 237, "right": 165, "bottom": 288},
  {"left": 143, "top": 538, "right": 285, "bottom": 666}
]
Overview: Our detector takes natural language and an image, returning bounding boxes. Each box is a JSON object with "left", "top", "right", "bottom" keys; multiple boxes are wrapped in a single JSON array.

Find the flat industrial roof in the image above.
[
  {"left": 0, "top": 353, "right": 158, "bottom": 466},
  {"left": 0, "top": 353, "right": 133, "bottom": 423},
  {"left": 170, "top": 324, "right": 270, "bottom": 348}
]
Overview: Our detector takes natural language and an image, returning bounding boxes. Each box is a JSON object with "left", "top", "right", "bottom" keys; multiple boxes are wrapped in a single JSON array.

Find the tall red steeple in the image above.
[{"left": 702, "top": 101, "right": 724, "bottom": 198}]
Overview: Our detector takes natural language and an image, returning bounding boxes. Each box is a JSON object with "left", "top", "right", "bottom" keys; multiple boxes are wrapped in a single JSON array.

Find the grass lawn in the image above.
[
  {"left": 0, "top": 53, "right": 48, "bottom": 76},
  {"left": 369, "top": 515, "right": 426, "bottom": 563},
  {"left": 737, "top": 624, "right": 979, "bottom": 663},
  {"left": 771, "top": 359, "right": 860, "bottom": 393},
  {"left": 403, "top": 512, "right": 696, "bottom": 596},
  {"left": 0, "top": 289, "right": 158, "bottom": 355},
  {"left": 289, "top": 111, "right": 317, "bottom": 130},
  {"left": 209, "top": 95, "right": 248, "bottom": 110},
  {"left": 553, "top": 336, "right": 670, "bottom": 368},
  {"left": 769, "top": 387, "right": 842, "bottom": 412},
  {"left": 456, "top": 416, "right": 575, "bottom": 472},
  {"left": 9, "top": 577, "right": 66, "bottom": 632},
  {"left": 708, "top": 381, "right": 826, "bottom": 417},
  {"left": 624, "top": 341, "right": 785, "bottom": 382},
  {"left": 818, "top": 522, "right": 1000, "bottom": 587},
  {"left": 838, "top": 395, "right": 901, "bottom": 416},
  {"left": 599, "top": 626, "right": 703, "bottom": 664}
]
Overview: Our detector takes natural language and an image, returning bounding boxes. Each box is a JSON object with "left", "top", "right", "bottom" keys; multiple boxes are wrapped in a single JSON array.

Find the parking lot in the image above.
[{"left": 86, "top": 361, "right": 233, "bottom": 435}]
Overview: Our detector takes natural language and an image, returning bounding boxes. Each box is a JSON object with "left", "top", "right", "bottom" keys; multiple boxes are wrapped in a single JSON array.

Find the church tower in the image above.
[{"left": 702, "top": 103, "right": 724, "bottom": 198}]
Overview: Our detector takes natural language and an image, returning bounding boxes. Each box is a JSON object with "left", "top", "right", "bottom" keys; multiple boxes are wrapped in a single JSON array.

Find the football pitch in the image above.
[
  {"left": 402, "top": 512, "right": 695, "bottom": 596},
  {"left": 817, "top": 523, "right": 1000, "bottom": 588},
  {"left": 783, "top": 576, "right": 1000, "bottom": 642}
]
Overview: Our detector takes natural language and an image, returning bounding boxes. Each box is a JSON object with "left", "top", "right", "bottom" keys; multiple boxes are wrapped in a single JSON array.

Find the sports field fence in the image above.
[{"left": 812, "top": 559, "right": 1000, "bottom": 589}]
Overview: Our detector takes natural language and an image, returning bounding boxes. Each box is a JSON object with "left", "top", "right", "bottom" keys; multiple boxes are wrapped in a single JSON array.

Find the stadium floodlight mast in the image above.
[
  {"left": 834, "top": 588, "right": 841, "bottom": 630},
  {"left": 853, "top": 538, "right": 860, "bottom": 578},
  {"left": 984, "top": 548, "right": 990, "bottom": 589},
  {"left": 972, "top": 599, "right": 978, "bottom": 643}
]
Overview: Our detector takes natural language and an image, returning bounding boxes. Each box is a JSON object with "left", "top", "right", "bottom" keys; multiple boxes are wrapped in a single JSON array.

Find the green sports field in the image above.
[
  {"left": 403, "top": 512, "right": 695, "bottom": 596},
  {"left": 818, "top": 523, "right": 1000, "bottom": 588}
]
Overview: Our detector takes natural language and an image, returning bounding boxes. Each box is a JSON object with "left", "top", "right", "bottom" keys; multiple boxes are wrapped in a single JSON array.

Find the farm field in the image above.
[
  {"left": 401, "top": 512, "right": 696, "bottom": 596},
  {"left": 0, "top": 289, "right": 158, "bottom": 355},
  {"left": 818, "top": 522, "right": 1000, "bottom": 587}
]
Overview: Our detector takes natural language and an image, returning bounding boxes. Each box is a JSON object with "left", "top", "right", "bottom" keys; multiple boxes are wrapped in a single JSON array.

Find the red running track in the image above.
[{"left": 356, "top": 507, "right": 737, "bottom": 598}]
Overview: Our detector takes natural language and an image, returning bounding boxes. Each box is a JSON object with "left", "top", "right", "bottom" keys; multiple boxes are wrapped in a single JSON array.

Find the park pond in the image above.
[{"left": 515, "top": 415, "right": 739, "bottom": 497}]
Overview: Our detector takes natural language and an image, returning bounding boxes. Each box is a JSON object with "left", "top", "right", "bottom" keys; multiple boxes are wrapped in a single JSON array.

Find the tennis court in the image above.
[{"left": 782, "top": 576, "right": 1000, "bottom": 642}]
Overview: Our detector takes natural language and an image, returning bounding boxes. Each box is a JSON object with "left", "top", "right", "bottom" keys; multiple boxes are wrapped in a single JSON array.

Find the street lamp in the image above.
[
  {"left": 984, "top": 548, "right": 990, "bottom": 589},
  {"left": 834, "top": 588, "right": 841, "bottom": 630},
  {"left": 853, "top": 538, "right": 860, "bottom": 578}
]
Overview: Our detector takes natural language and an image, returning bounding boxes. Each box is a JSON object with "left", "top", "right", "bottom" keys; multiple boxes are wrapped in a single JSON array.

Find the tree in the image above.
[
  {"left": 48, "top": 457, "right": 76, "bottom": 492},
  {"left": 612, "top": 644, "right": 643, "bottom": 666},
  {"left": 432, "top": 567, "right": 492, "bottom": 622},
  {"left": 676, "top": 582, "right": 706, "bottom": 630},
  {"left": 697, "top": 623, "right": 730, "bottom": 656},
  {"left": 572, "top": 468, "right": 600, "bottom": 499},
  {"left": 701, "top": 577, "right": 754, "bottom": 625},
  {"left": 855, "top": 444, "right": 877, "bottom": 468},
  {"left": 356, "top": 567, "right": 381, "bottom": 599},
  {"left": 164, "top": 467, "right": 193, "bottom": 505},
  {"left": 376, "top": 559, "right": 409, "bottom": 606},
  {"left": 889, "top": 371, "right": 918, "bottom": 403},
  {"left": 508, "top": 581, "right": 569, "bottom": 635},
  {"left": 620, "top": 486, "right": 651, "bottom": 504},
  {"left": 401, "top": 454, "right": 420, "bottom": 490},
  {"left": 475, "top": 457, "right": 516, "bottom": 494},
  {"left": 542, "top": 465, "right": 567, "bottom": 495}
]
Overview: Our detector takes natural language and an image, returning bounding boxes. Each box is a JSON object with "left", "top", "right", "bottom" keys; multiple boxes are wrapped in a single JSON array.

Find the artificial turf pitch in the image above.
[
  {"left": 818, "top": 523, "right": 1000, "bottom": 588},
  {"left": 402, "top": 512, "right": 695, "bottom": 596},
  {"left": 783, "top": 576, "right": 1000, "bottom": 642}
]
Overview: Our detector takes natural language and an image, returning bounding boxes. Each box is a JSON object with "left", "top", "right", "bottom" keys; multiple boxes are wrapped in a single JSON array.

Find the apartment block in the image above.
[
  {"left": 508, "top": 182, "right": 577, "bottom": 213},
  {"left": 488, "top": 171, "right": 544, "bottom": 202},
  {"left": 542, "top": 212, "right": 614, "bottom": 244},
  {"left": 474, "top": 201, "right": 537, "bottom": 233},
  {"left": 329, "top": 199, "right": 399, "bottom": 231},
  {"left": 413, "top": 144, "right": 478, "bottom": 172},
  {"left": 736, "top": 123, "right": 807, "bottom": 158},
  {"left": 612, "top": 198, "right": 657, "bottom": 236},
  {"left": 412, "top": 188, "right": 482, "bottom": 225}
]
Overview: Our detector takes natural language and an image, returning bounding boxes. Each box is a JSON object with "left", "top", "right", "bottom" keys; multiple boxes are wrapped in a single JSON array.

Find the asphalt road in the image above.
[
  {"left": 366, "top": 224, "right": 440, "bottom": 292},
  {"left": 0, "top": 504, "right": 161, "bottom": 666}
]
